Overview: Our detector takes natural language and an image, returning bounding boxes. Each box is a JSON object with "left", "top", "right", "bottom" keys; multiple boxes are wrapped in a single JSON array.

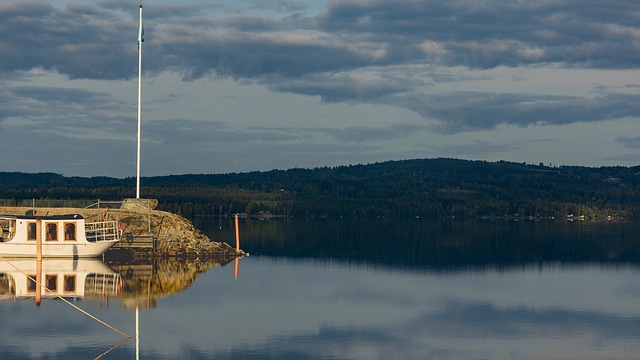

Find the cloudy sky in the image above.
[{"left": 2, "top": 0, "right": 640, "bottom": 178}]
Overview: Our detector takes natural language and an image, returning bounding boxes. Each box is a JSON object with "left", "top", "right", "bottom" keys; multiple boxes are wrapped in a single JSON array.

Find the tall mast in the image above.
[{"left": 136, "top": 4, "right": 143, "bottom": 198}]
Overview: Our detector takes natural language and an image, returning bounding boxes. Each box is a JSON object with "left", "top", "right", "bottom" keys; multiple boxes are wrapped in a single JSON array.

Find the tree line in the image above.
[{"left": 1, "top": 158, "right": 640, "bottom": 221}]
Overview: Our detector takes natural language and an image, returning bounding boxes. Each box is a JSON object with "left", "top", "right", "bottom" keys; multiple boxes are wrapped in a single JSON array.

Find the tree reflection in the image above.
[{"left": 198, "top": 219, "right": 640, "bottom": 271}]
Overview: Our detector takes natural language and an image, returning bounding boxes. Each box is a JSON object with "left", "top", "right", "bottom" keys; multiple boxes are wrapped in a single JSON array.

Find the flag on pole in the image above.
[{"left": 138, "top": 9, "right": 145, "bottom": 49}]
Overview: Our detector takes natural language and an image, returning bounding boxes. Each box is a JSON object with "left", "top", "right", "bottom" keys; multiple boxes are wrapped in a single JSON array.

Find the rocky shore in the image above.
[{"left": 0, "top": 199, "right": 244, "bottom": 259}]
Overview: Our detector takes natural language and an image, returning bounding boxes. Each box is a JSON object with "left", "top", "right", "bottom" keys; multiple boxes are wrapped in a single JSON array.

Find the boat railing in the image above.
[
  {"left": 85, "top": 273, "right": 122, "bottom": 296},
  {"left": 85, "top": 221, "right": 121, "bottom": 243}
]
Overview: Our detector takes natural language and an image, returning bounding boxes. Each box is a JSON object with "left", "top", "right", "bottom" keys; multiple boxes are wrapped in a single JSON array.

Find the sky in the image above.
[{"left": 1, "top": 0, "right": 640, "bottom": 178}]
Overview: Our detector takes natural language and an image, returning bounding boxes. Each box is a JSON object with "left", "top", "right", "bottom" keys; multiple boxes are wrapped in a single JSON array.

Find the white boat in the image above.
[
  {"left": 0, "top": 258, "right": 122, "bottom": 300},
  {"left": 0, "top": 214, "right": 121, "bottom": 258}
]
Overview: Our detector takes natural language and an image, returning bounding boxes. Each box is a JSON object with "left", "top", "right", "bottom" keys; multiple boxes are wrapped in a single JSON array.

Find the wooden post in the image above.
[
  {"left": 234, "top": 214, "right": 240, "bottom": 252},
  {"left": 36, "top": 217, "right": 42, "bottom": 306},
  {"left": 35, "top": 258, "right": 42, "bottom": 306},
  {"left": 36, "top": 217, "right": 42, "bottom": 261}
]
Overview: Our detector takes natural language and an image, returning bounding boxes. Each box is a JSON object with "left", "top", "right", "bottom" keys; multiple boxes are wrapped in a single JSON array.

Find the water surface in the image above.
[{"left": 0, "top": 220, "right": 638, "bottom": 359}]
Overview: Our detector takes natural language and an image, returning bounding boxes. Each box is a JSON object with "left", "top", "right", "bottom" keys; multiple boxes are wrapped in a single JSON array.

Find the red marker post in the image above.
[{"left": 234, "top": 214, "right": 240, "bottom": 252}]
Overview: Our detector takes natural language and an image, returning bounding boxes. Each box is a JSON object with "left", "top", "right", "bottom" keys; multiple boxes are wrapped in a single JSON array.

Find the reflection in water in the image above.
[
  {"left": 0, "top": 221, "right": 639, "bottom": 359},
  {"left": 108, "top": 257, "right": 236, "bottom": 309},
  {"left": 197, "top": 219, "right": 640, "bottom": 270},
  {"left": 0, "top": 258, "right": 122, "bottom": 301},
  {"left": 0, "top": 256, "right": 239, "bottom": 359},
  {"left": 130, "top": 255, "right": 640, "bottom": 360},
  {"left": 0, "top": 258, "right": 130, "bottom": 359},
  {"left": 107, "top": 256, "right": 239, "bottom": 360},
  {"left": 0, "top": 256, "right": 235, "bottom": 306},
  {"left": 0, "top": 256, "right": 234, "bottom": 307}
]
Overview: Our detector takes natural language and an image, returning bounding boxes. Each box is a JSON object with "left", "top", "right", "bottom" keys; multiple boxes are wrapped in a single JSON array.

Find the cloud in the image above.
[
  {"left": 0, "top": 3, "right": 135, "bottom": 79},
  {"left": 129, "top": 117, "right": 386, "bottom": 175},
  {"left": 616, "top": 136, "right": 640, "bottom": 149},
  {"left": 2, "top": 0, "right": 640, "bottom": 175},
  {"left": 0, "top": 122, "right": 134, "bottom": 176},
  {"left": 421, "top": 139, "right": 519, "bottom": 157},
  {"left": 8, "top": 1, "right": 640, "bottom": 78},
  {"left": 264, "top": 72, "right": 414, "bottom": 103},
  {"left": 247, "top": 0, "right": 310, "bottom": 13},
  {"left": 11, "top": 86, "right": 113, "bottom": 107},
  {"left": 1, "top": 84, "right": 131, "bottom": 137},
  {"left": 319, "top": 0, "right": 640, "bottom": 69},
  {"left": 314, "top": 123, "right": 424, "bottom": 142},
  {"left": 395, "top": 92, "right": 640, "bottom": 133}
]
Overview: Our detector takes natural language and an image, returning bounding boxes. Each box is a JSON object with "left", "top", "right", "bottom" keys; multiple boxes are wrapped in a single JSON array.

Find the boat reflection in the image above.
[
  {"left": 0, "top": 258, "right": 122, "bottom": 302},
  {"left": 0, "top": 255, "right": 241, "bottom": 306}
]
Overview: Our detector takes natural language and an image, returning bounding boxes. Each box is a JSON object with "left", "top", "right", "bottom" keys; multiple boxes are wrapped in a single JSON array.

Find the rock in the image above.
[
  {"left": 121, "top": 198, "right": 158, "bottom": 211},
  {"left": 116, "top": 207, "right": 243, "bottom": 258}
]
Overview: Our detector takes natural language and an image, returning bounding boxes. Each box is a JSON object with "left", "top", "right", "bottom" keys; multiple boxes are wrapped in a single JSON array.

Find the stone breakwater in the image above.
[{"left": 0, "top": 199, "right": 244, "bottom": 259}]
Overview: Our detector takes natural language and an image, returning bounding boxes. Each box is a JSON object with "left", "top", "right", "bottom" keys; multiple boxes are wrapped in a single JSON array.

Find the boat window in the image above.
[
  {"left": 45, "top": 275, "right": 57, "bottom": 292},
  {"left": 46, "top": 223, "right": 58, "bottom": 241},
  {"left": 63, "top": 275, "right": 76, "bottom": 293},
  {"left": 27, "top": 275, "right": 36, "bottom": 293},
  {"left": 64, "top": 223, "right": 76, "bottom": 241},
  {"left": 0, "top": 219, "right": 10, "bottom": 241},
  {"left": 27, "top": 222, "right": 37, "bottom": 241}
]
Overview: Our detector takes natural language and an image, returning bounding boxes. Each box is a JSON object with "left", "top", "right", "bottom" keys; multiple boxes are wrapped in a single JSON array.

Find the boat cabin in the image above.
[
  {"left": 0, "top": 214, "right": 120, "bottom": 258},
  {"left": 0, "top": 214, "right": 86, "bottom": 243}
]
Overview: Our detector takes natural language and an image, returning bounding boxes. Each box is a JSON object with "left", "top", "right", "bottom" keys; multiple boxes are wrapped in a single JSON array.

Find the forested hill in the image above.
[{"left": 1, "top": 158, "right": 640, "bottom": 221}]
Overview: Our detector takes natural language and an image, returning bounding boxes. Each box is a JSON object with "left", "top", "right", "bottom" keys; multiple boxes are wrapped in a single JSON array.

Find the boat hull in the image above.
[{"left": 0, "top": 240, "right": 118, "bottom": 258}]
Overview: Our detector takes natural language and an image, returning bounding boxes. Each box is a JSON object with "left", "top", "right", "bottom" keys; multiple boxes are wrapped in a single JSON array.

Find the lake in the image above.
[{"left": 0, "top": 220, "right": 638, "bottom": 359}]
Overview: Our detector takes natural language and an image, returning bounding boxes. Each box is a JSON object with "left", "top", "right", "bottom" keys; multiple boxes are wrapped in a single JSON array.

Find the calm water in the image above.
[{"left": 0, "top": 220, "right": 638, "bottom": 359}]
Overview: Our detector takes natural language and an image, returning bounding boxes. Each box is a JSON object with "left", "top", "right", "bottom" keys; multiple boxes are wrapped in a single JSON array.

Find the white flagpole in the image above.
[
  {"left": 136, "top": 306, "right": 140, "bottom": 360},
  {"left": 136, "top": 4, "right": 143, "bottom": 199}
]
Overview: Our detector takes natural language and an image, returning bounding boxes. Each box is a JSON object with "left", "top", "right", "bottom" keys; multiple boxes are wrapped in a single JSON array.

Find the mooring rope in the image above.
[{"left": 45, "top": 284, "right": 131, "bottom": 338}]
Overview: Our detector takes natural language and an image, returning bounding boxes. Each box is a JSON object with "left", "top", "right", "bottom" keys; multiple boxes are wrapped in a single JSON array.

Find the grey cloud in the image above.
[
  {"left": 155, "top": 32, "right": 371, "bottom": 80},
  {"left": 9, "top": 85, "right": 128, "bottom": 113},
  {"left": 3, "top": 0, "right": 640, "bottom": 140},
  {"left": 422, "top": 140, "right": 519, "bottom": 157},
  {"left": 604, "top": 154, "right": 640, "bottom": 164},
  {"left": 394, "top": 92, "right": 640, "bottom": 133},
  {"left": 265, "top": 73, "right": 412, "bottom": 103},
  {"left": 616, "top": 136, "right": 640, "bottom": 149},
  {"left": 0, "top": 3, "right": 55, "bottom": 19},
  {"left": 100, "top": 0, "right": 219, "bottom": 19},
  {"left": 139, "top": 122, "right": 383, "bottom": 175},
  {"left": 248, "top": 0, "right": 309, "bottom": 13},
  {"left": 0, "top": 123, "right": 134, "bottom": 176},
  {"left": 9, "top": 0, "right": 640, "bottom": 81},
  {"left": 220, "top": 16, "right": 285, "bottom": 32},
  {"left": 314, "top": 123, "right": 425, "bottom": 142},
  {"left": 0, "top": 85, "right": 131, "bottom": 138},
  {"left": 11, "top": 86, "right": 111, "bottom": 105},
  {"left": 144, "top": 118, "right": 298, "bottom": 145},
  {"left": 0, "top": 3, "right": 134, "bottom": 79},
  {"left": 318, "top": 0, "right": 640, "bottom": 69}
]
